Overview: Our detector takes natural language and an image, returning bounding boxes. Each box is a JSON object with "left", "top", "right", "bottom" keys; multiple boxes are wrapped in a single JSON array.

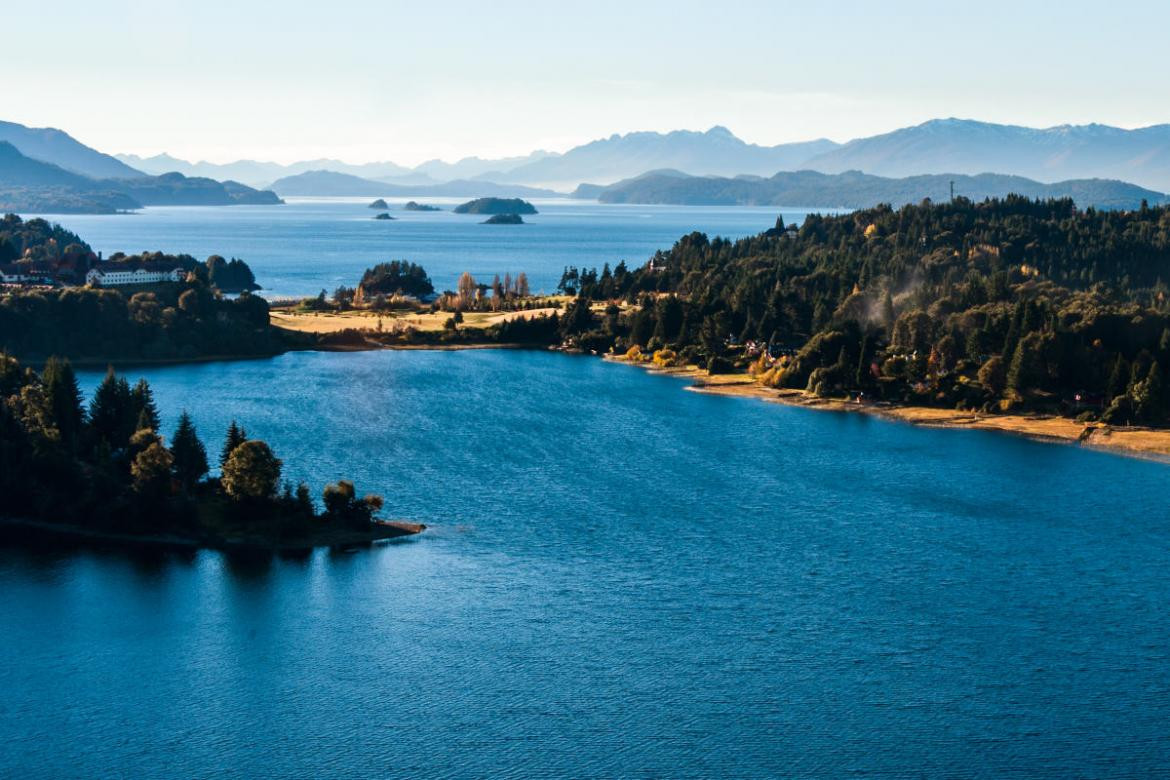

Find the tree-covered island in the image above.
[{"left": 453, "top": 197, "right": 537, "bottom": 215}]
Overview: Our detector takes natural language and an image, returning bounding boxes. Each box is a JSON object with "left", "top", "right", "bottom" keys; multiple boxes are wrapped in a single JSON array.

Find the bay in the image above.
[{"left": 1, "top": 349, "right": 1168, "bottom": 777}]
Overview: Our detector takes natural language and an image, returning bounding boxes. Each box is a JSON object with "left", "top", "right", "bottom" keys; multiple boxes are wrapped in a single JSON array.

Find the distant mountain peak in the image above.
[
  {"left": 0, "top": 120, "right": 143, "bottom": 179},
  {"left": 801, "top": 118, "right": 1170, "bottom": 190}
]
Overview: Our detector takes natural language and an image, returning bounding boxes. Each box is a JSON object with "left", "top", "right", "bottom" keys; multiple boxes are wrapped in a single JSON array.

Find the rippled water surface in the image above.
[{"left": 2, "top": 349, "right": 1169, "bottom": 778}]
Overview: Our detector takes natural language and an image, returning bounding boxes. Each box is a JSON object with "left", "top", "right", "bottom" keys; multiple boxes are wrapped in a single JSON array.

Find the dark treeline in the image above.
[
  {"left": 0, "top": 283, "right": 278, "bottom": 361},
  {"left": 0, "top": 214, "right": 282, "bottom": 361},
  {"left": 553, "top": 196, "right": 1170, "bottom": 424},
  {"left": 0, "top": 213, "right": 92, "bottom": 263},
  {"left": 0, "top": 356, "right": 385, "bottom": 542},
  {"left": 205, "top": 255, "right": 259, "bottom": 292}
]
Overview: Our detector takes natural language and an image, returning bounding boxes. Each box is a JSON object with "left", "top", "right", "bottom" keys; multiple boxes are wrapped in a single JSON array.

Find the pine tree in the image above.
[
  {"left": 880, "top": 290, "right": 895, "bottom": 328},
  {"left": 965, "top": 328, "right": 983, "bottom": 362},
  {"left": 1135, "top": 362, "right": 1165, "bottom": 424},
  {"left": 171, "top": 411, "right": 209, "bottom": 490},
  {"left": 700, "top": 315, "right": 722, "bottom": 357},
  {"left": 855, "top": 334, "right": 872, "bottom": 388},
  {"left": 1002, "top": 300, "right": 1025, "bottom": 364},
  {"left": 220, "top": 420, "right": 247, "bottom": 468},
  {"left": 42, "top": 357, "right": 83, "bottom": 449},
  {"left": 1007, "top": 334, "right": 1040, "bottom": 392},
  {"left": 130, "top": 379, "right": 160, "bottom": 432},
  {"left": 88, "top": 368, "right": 133, "bottom": 447},
  {"left": 1106, "top": 354, "right": 1130, "bottom": 401}
]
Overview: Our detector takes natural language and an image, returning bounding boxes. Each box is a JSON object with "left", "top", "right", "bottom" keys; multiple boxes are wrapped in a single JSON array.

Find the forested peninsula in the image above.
[
  {"left": 550, "top": 197, "right": 1170, "bottom": 435},
  {"left": 282, "top": 197, "right": 1170, "bottom": 440},
  {"left": 0, "top": 357, "right": 421, "bottom": 549},
  {"left": 10, "top": 196, "right": 1170, "bottom": 460}
]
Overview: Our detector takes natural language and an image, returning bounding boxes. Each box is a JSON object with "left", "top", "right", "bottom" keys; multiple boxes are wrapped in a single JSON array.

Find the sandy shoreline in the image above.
[{"left": 604, "top": 356, "right": 1170, "bottom": 462}]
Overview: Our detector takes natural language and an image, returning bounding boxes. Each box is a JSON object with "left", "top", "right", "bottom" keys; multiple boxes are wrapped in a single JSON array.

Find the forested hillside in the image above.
[{"left": 556, "top": 197, "right": 1170, "bottom": 424}]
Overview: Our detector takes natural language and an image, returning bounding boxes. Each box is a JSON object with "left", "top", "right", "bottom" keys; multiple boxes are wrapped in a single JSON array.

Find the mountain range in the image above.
[
  {"left": 116, "top": 150, "right": 561, "bottom": 189},
  {"left": 482, "top": 128, "right": 838, "bottom": 190},
  {"left": 111, "top": 119, "right": 1170, "bottom": 195},
  {"left": 266, "top": 170, "right": 559, "bottom": 199},
  {"left": 800, "top": 118, "right": 1170, "bottom": 192},
  {"left": 7, "top": 117, "right": 1170, "bottom": 212},
  {"left": 0, "top": 138, "right": 280, "bottom": 214},
  {"left": 578, "top": 169, "right": 1166, "bottom": 210}
]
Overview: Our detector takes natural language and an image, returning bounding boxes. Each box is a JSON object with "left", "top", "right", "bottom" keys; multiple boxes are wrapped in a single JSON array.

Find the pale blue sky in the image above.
[{"left": 4, "top": 0, "right": 1168, "bottom": 164}]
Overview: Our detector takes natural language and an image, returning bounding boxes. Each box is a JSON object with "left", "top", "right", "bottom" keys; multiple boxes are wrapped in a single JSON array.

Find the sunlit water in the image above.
[
  {"left": 32, "top": 198, "right": 801, "bottom": 299},
  {"left": 2, "top": 349, "right": 1169, "bottom": 777}
]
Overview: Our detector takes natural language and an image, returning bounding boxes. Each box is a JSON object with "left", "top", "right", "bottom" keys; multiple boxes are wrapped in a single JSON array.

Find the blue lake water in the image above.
[
  {"left": 2, "top": 348, "right": 1169, "bottom": 777},
  {"left": 35, "top": 198, "right": 799, "bottom": 300}
]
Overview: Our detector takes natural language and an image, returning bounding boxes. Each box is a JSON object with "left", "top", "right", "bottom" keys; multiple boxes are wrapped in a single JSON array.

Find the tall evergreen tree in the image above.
[
  {"left": 1106, "top": 354, "right": 1130, "bottom": 401},
  {"left": 88, "top": 368, "right": 133, "bottom": 447},
  {"left": 171, "top": 412, "right": 209, "bottom": 490},
  {"left": 130, "top": 379, "right": 160, "bottom": 432},
  {"left": 1134, "top": 362, "right": 1165, "bottom": 424},
  {"left": 220, "top": 420, "right": 247, "bottom": 467},
  {"left": 42, "top": 357, "right": 83, "bottom": 449},
  {"left": 880, "top": 290, "right": 896, "bottom": 329},
  {"left": 1007, "top": 334, "right": 1041, "bottom": 392}
]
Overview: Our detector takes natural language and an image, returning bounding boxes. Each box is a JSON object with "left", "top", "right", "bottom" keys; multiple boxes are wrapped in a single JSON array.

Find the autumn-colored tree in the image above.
[
  {"left": 221, "top": 440, "right": 282, "bottom": 501},
  {"left": 132, "top": 442, "right": 174, "bottom": 497}
]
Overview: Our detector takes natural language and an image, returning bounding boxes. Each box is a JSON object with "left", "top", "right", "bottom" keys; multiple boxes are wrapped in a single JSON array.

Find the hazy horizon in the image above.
[{"left": 5, "top": 0, "right": 1170, "bottom": 166}]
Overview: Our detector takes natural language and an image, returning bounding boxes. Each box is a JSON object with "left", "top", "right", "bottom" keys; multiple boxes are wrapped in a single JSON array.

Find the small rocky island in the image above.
[
  {"left": 404, "top": 200, "right": 440, "bottom": 211},
  {"left": 374, "top": 212, "right": 395, "bottom": 220},
  {"left": 483, "top": 213, "right": 524, "bottom": 224},
  {"left": 454, "top": 197, "right": 538, "bottom": 215},
  {"left": 368, "top": 198, "right": 389, "bottom": 209}
]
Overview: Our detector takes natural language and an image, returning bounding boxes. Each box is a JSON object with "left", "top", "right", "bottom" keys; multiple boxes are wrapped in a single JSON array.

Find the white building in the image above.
[
  {"left": 0, "top": 265, "right": 52, "bottom": 285},
  {"left": 86, "top": 265, "right": 184, "bottom": 287}
]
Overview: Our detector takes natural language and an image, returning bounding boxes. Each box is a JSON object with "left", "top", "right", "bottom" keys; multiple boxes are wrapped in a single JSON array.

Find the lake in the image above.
[
  {"left": 36, "top": 197, "right": 802, "bottom": 300},
  {"left": 3, "top": 348, "right": 1169, "bottom": 777}
]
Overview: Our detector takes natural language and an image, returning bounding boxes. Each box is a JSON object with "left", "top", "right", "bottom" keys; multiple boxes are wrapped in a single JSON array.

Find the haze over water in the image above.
[{"left": 39, "top": 198, "right": 800, "bottom": 300}]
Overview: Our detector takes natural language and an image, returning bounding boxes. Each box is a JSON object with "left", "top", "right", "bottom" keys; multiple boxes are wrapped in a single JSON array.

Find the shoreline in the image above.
[
  {"left": 24, "top": 335, "right": 1170, "bottom": 464},
  {"left": 21, "top": 351, "right": 285, "bottom": 369},
  {"left": 604, "top": 355, "right": 1170, "bottom": 463},
  {"left": 0, "top": 517, "right": 426, "bottom": 552}
]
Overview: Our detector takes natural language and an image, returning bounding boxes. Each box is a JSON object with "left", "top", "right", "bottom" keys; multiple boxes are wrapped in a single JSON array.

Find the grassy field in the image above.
[
  {"left": 270, "top": 307, "right": 563, "bottom": 334},
  {"left": 269, "top": 296, "right": 622, "bottom": 336}
]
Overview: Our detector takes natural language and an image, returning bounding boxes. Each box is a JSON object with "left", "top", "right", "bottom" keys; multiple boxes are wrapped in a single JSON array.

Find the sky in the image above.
[{"left": 5, "top": 0, "right": 1170, "bottom": 166}]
